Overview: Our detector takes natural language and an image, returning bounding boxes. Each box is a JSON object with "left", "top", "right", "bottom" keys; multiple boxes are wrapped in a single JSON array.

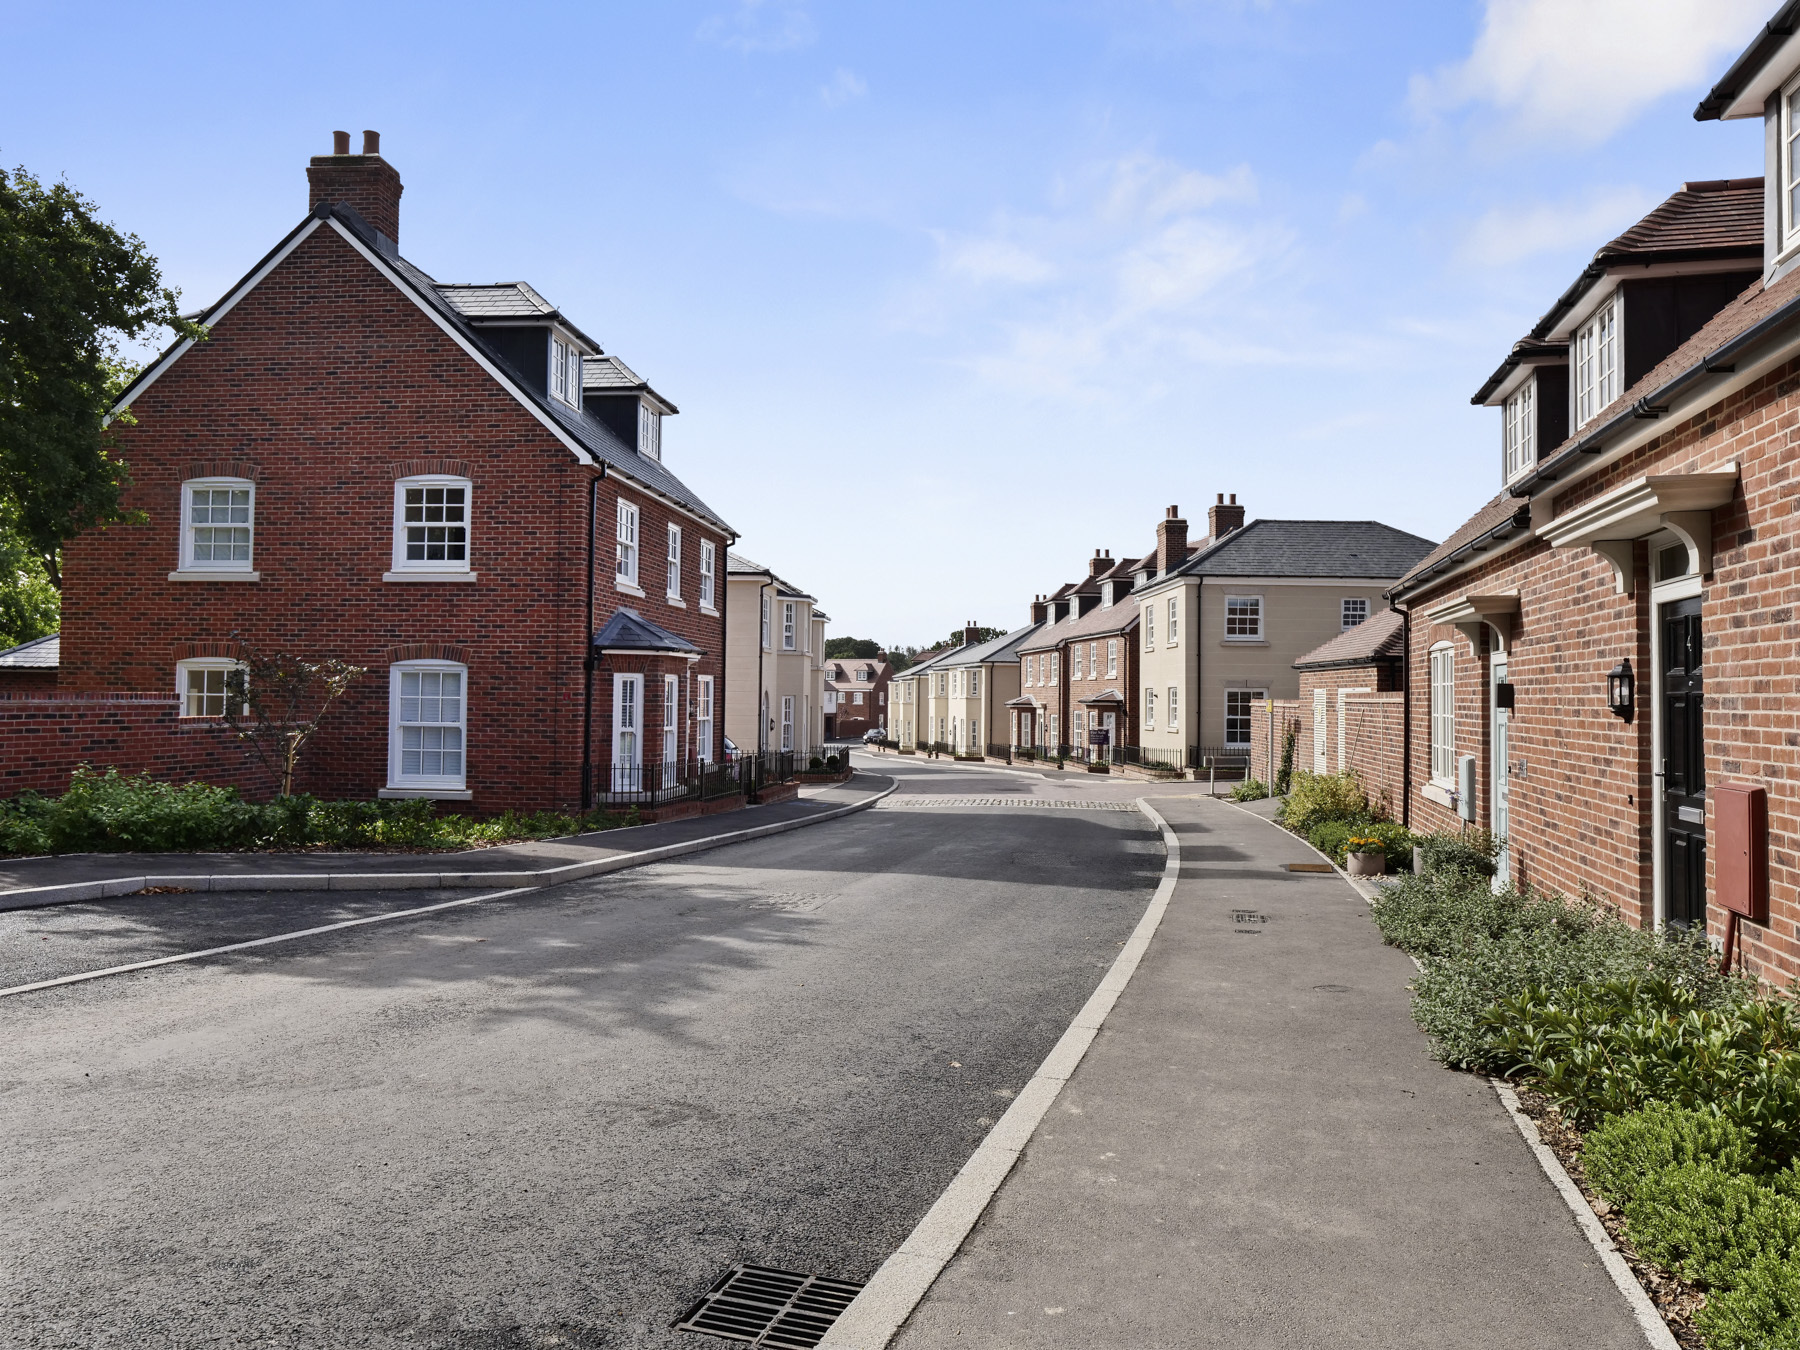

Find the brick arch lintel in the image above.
[
  {"left": 389, "top": 458, "right": 472, "bottom": 481},
  {"left": 173, "top": 639, "right": 244, "bottom": 661},
  {"left": 382, "top": 642, "right": 469, "bottom": 665},
  {"left": 183, "top": 459, "right": 262, "bottom": 483}
]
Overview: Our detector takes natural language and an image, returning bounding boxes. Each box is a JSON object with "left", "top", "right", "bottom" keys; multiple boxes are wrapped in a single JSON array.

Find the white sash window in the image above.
[{"left": 389, "top": 662, "right": 467, "bottom": 792}]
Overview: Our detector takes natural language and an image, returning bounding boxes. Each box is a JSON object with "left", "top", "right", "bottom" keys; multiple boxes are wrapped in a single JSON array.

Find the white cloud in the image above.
[
  {"left": 820, "top": 67, "right": 867, "bottom": 107},
  {"left": 699, "top": 0, "right": 815, "bottom": 53},
  {"left": 1459, "top": 185, "right": 1656, "bottom": 266},
  {"left": 936, "top": 234, "right": 1058, "bottom": 285},
  {"left": 1414, "top": 0, "right": 1768, "bottom": 145}
]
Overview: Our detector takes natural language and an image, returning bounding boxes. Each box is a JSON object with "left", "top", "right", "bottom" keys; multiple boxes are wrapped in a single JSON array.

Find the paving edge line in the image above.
[
  {"left": 0, "top": 779, "right": 900, "bottom": 913},
  {"left": 815, "top": 796, "right": 1182, "bottom": 1350},
  {"left": 1490, "top": 1079, "right": 1681, "bottom": 1350}
]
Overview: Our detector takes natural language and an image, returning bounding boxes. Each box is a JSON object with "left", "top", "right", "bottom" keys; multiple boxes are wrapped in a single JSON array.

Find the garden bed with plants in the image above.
[
  {"left": 1372, "top": 855, "right": 1800, "bottom": 1349},
  {"left": 0, "top": 767, "right": 641, "bottom": 858}
]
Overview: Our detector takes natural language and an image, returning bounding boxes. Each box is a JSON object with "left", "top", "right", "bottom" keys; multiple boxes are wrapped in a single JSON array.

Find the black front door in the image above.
[{"left": 1662, "top": 597, "right": 1706, "bottom": 928}]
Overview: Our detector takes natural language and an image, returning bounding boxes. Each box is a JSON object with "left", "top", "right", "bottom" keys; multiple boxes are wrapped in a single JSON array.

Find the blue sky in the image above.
[{"left": 2, "top": 0, "right": 1773, "bottom": 646}]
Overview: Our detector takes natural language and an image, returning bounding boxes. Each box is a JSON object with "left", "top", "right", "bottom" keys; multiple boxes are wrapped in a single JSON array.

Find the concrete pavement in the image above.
[{"left": 888, "top": 793, "right": 1648, "bottom": 1349}]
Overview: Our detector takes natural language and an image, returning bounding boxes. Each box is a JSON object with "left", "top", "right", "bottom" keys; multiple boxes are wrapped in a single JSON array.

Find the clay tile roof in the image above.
[
  {"left": 1598, "top": 179, "right": 1764, "bottom": 259},
  {"left": 1293, "top": 608, "right": 1405, "bottom": 670},
  {"left": 1390, "top": 493, "right": 1532, "bottom": 595}
]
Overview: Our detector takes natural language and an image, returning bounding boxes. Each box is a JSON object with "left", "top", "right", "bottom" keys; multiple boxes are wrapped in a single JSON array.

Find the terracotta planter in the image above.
[{"left": 1345, "top": 850, "right": 1387, "bottom": 877}]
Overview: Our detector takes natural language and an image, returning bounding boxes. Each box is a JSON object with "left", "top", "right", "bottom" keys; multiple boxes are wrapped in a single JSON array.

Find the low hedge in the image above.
[
  {"left": 0, "top": 767, "right": 638, "bottom": 856},
  {"left": 1229, "top": 778, "right": 1269, "bottom": 802}
]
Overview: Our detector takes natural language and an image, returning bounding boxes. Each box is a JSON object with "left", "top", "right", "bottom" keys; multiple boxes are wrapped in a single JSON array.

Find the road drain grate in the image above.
[{"left": 676, "top": 1265, "right": 865, "bottom": 1348}]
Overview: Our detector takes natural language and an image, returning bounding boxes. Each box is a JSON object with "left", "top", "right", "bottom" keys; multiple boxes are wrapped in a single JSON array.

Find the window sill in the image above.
[
  {"left": 384, "top": 571, "right": 477, "bottom": 583},
  {"left": 666, "top": 595, "right": 686, "bottom": 607},
  {"left": 1422, "top": 781, "right": 1456, "bottom": 809},
  {"left": 169, "top": 570, "right": 260, "bottom": 582},
  {"left": 380, "top": 786, "right": 473, "bottom": 800},
  {"left": 615, "top": 580, "right": 646, "bottom": 598},
  {"left": 700, "top": 605, "right": 719, "bottom": 617},
  {"left": 1222, "top": 637, "right": 1269, "bottom": 646}
]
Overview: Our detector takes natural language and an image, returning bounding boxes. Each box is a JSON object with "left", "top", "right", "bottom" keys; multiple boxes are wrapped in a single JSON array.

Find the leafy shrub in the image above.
[
  {"left": 1310, "top": 819, "right": 1415, "bottom": 869},
  {"left": 1417, "top": 828, "right": 1500, "bottom": 878},
  {"left": 1582, "top": 1102, "right": 1759, "bottom": 1208},
  {"left": 1230, "top": 779, "right": 1269, "bottom": 802},
  {"left": 809, "top": 756, "right": 825, "bottom": 770},
  {"left": 1277, "top": 771, "right": 1368, "bottom": 836},
  {"left": 1624, "top": 1161, "right": 1800, "bottom": 1292},
  {"left": 1481, "top": 980, "right": 1800, "bottom": 1159},
  {"left": 1697, "top": 1249, "right": 1800, "bottom": 1349}
]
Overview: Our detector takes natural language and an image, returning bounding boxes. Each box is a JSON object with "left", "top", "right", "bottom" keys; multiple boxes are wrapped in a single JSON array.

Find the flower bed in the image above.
[
  {"left": 1372, "top": 863, "right": 1800, "bottom": 1348},
  {"left": 0, "top": 766, "right": 639, "bottom": 856}
]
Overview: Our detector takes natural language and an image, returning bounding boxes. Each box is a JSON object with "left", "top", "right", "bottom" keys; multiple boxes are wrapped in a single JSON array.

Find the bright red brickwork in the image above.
[
  {"left": 1, "top": 694, "right": 263, "bottom": 795},
  {"left": 22, "top": 197, "right": 729, "bottom": 812}
]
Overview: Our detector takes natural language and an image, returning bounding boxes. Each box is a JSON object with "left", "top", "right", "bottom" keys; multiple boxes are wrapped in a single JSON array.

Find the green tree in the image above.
[
  {"left": 222, "top": 644, "right": 367, "bottom": 797},
  {"left": 0, "top": 165, "right": 204, "bottom": 586},
  {"left": 824, "top": 636, "right": 882, "bottom": 660},
  {"left": 0, "top": 497, "right": 58, "bottom": 647},
  {"left": 945, "top": 625, "right": 1004, "bottom": 648}
]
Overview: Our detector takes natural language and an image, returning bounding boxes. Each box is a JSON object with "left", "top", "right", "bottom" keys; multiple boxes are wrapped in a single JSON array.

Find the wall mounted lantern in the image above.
[{"left": 1607, "top": 658, "right": 1635, "bottom": 723}]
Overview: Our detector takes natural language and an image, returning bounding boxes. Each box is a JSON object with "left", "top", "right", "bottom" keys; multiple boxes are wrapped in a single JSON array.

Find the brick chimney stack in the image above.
[
  {"left": 1156, "top": 505, "right": 1188, "bottom": 576},
  {"left": 1208, "top": 492, "right": 1244, "bottom": 542},
  {"left": 963, "top": 620, "right": 982, "bottom": 647},
  {"left": 308, "top": 129, "right": 403, "bottom": 245},
  {"left": 1090, "top": 549, "right": 1112, "bottom": 578}
]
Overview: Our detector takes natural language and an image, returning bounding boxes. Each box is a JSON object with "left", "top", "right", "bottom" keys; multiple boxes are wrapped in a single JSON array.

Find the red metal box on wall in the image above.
[{"left": 1713, "top": 782, "right": 1768, "bottom": 923}]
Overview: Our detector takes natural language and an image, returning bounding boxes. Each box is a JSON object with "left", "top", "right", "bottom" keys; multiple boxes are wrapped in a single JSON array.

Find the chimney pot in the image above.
[
  {"left": 308, "top": 133, "right": 404, "bottom": 245},
  {"left": 362, "top": 129, "right": 381, "bottom": 155},
  {"left": 1216, "top": 493, "right": 1224, "bottom": 504},
  {"left": 1230, "top": 493, "right": 1237, "bottom": 505},
  {"left": 332, "top": 130, "right": 351, "bottom": 155}
]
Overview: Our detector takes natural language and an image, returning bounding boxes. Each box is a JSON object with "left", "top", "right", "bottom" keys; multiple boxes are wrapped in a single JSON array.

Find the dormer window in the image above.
[
  {"left": 1503, "top": 377, "right": 1536, "bottom": 481},
  {"left": 1574, "top": 295, "right": 1619, "bottom": 429},
  {"left": 551, "top": 336, "right": 582, "bottom": 407},
  {"left": 1784, "top": 79, "right": 1800, "bottom": 252},
  {"left": 639, "top": 403, "right": 661, "bottom": 461}
]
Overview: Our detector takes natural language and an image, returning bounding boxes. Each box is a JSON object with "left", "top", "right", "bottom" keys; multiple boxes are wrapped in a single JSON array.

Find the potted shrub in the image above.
[{"left": 1344, "top": 835, "right": 1388, "bottom": 876}]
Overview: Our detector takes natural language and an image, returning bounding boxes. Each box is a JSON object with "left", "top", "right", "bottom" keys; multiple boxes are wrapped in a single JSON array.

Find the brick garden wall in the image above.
[
  {"left": 0, "top": 693, "right": 268, "bottom": 797},
  {"left": 1248, "top": 698, "right": 1300, "bottom": 787}
]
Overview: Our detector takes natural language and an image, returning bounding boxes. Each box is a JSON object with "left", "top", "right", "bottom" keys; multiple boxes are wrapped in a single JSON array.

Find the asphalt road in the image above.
[{"left": 0, "top": 780, "right": 1162, "bottom": 1348}]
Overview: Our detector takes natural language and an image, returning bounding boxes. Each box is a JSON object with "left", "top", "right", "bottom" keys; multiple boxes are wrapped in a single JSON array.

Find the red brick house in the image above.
[
  {"left": 26, "top": 132, "right": 736, "bottom": 812},
  {"left": 1368, "top": 9, "right": 1800, "bottom": 984},
  {"left": 824, "top": 658, "right": 890, "bottom": 740}
]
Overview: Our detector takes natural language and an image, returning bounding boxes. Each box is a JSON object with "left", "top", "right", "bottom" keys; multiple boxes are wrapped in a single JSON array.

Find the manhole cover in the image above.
[{"left": 676, "top": 1265, "right": 865, "bottom": 1348}]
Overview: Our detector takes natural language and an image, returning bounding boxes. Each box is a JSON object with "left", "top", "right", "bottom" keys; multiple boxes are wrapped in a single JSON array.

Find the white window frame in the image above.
[
  {"left": 175, "top": 658, "right": 247, "bottom": 718},
  {"left": 852, "top": 690, "right": 864, "bottom": 705},
  {"left": 699, "top": 540, "right": 717, "bottom": 611},
  {"left": 389, "top": 475, "right": 472, "bottom": 576},
  {"left": 970, "top": 668, "right": 980, "bottom": 697},
  {"left": 1050, "top": 652, "right": 1059, "bottom": 682},
  {"left": 666, "top": 524, "right": 682, "bottom": 601},
  {"left": 1168, "top": 685, "right": 1179, "bottom": 734},
  {"left": 612, "top": 672, "right": 643, "bottom": 787},
  {"left": 387, "top": 660, "right": 469, "bottom": 795},
  {"left": 551, "top": 336, "right": 582, "bottom": 408},
  {"left": 761, "top": 592, "right": 771, "bottom": 649},
  {"left": 1430, "top": 643, "right": 1456, "bottom": 785},
  {"left": 1573, "top": 293, "right": 1619, "bottom": 430},
  {"left": 663, "top": 674, "right": 680, "bottom": 768},
  {"left": 1224, "top": 688, "right": 1265, "bottom": 748},
  {"left": 782, "top": 601, "right": 797, "bottom": 651},
  {"left": 1145, "top": 687, "right": 1156, "bottom": 730},
  {"left": 1783, "top": 73, "right": 1800, "bottom": 254},
  {"left": 1224, "top": 595, "right": 1263, "bottom": 641},
  {"left": 638, "top": 402, "right": 661, "bottom": 460},
  {"left": 1341, "top": 597, "right": 1369, "bottom": 631},
  {"left": 1144, "top": 604, "right": 1155, "bottom": 648},
  {"left": 1503, "top": 375, "right": 1536, "bottom": 482},
  {"left": 616, "top": 498, "right": 640, "bottom": 590},
  {"left": 697, "top": 675, "right": 714, "bottom": 764},
  {"left": 178, "top": 478, "right": 256, "bottom": 576},
  {"left": 1106, "top": 640, "right": 1117, "bottom": 678},
  {"left": 1072, "top": 645, "right": 1083, "bottom": 680},
  {"left": 1168, "top": 596, "right": 1179, "bottom": 646},
  {"left": 780, "top": 695, "right": 795, "bottom": 751}
]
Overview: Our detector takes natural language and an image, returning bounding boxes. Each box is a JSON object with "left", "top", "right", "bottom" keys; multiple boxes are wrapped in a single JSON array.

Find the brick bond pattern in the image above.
[
  {"left": 2, "top": 694, "right": 261, "bottom": 795},
  {"left": 1393, "top": 356, "right": 1800, "bottom": 984},
  {"left": 28, "top": 224, "right": 727, "bottom": 812}
]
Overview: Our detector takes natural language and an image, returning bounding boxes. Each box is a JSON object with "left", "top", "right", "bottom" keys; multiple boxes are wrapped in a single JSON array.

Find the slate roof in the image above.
[
  {"left": 1293, "top": 608, "right": 1405, "bottom": 670},
  {"left": 725, "top": 551, "right": 816, "bottom": 602},
  {"left": 1030, "top": 594, "right": 1140, "bottom": 645},
  {"left": 936, "top": 623, "right": 1042, "bottom": 667},
  {"left": 1525, "top": 180, "right": 1763, "bottom": 344},
  {"left": 437, "top": 282, "right": 558, "bottom": 319},
  {"left": 113, "top": 202, "right": 731, "bottom": 537},
  {"left": 727, "top": 551, "right": 769, "bottom": 574},
  {"left": 592, "top": 607, "right": 701, "bottom": 654},
  {"left": 583, "top": 354, "right": 679, "bottom": 414},
  {"left": 1171, "top": 519, "right": 1436, "bottom": 580},
  {"left": 0, "top": 633, "right": 58, "bottom": 668}
]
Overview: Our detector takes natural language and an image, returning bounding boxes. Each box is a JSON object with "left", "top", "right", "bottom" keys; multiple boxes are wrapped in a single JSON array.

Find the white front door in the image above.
[
  {"left": 663, "top": 675, "right": 680, "bottom": 773},
  {"left": 1492, "top": 657, "right": 1510, "bottom": 886},
  {"left": 613, "top": 674, "right": 643, "bottom": 792}
]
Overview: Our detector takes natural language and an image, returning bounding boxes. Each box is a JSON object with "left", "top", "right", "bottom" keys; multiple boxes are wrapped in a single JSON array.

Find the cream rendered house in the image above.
[
  {"left": 929, "top": 625, "right": 1036, "bottom": 756},
  {"left": 725, "top": 552, "right": 828, "bottom": 757},
  {"left": 1134, "top": 517, "right": 1434, "bottom": 766}
]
